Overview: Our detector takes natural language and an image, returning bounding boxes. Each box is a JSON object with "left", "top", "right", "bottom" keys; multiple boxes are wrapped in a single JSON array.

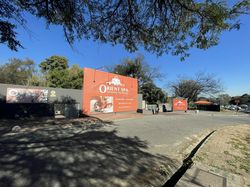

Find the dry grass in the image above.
[{"left": 195, "top": 125, "right": 250, "bottom": 186}]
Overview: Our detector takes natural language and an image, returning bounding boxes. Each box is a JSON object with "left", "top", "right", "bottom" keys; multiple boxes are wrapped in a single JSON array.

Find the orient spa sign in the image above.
[{"left": 83, "top": 68, "right": 138, "bottom": 114}]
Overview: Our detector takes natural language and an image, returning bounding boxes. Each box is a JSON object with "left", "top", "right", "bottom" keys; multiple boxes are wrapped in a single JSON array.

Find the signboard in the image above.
[
  {"left": 83, "top": 68, "right": 138, "bottom": 114},
  {"left": 172, "top": 98, "right": 188, "bottom": 111},
  {"left": 6, "top": 88, "right": 48, "bottom": 103}
]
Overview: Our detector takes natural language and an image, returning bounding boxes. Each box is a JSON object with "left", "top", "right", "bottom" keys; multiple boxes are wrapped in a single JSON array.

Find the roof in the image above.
[{"left": 194, "top": 100, "right": 213, "bottom": 105}]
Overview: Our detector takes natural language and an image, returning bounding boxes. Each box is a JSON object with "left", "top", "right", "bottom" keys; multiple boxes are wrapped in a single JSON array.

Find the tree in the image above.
[
  {"left": 27, "top": 74, "right": 47, "bottom": 87},
  {"left": 111, "top": 55, "right": 162, "bottom": 88},
  {"left": 230, "top": 94, "right": 250, "bottom": 105},
  {"left": 170, "top": 72, "right": 223, "bottom": 102},
  {"left": 0, "top": 58, "right": 35, "bottom": 85},
  {"left": 65, "top": 64, "right": 83, "bottom": 89},
  {"left": 39, "top": 55, "right": 83, "bottom": 89},
  {"left": 40, "top": 56, "right": 68, "bottom": 73},
  {"left": 0, "top": 1, "right": 24, "bottom": 51},
  {"left": 141, "top": 82, "right": 167, "bottom": 104},
  {"left": 1, "top": 1, "right": 249, "bottom": 59},
  {"left": 39, "top": 55, "right": 68, "bottom": 88},
  {"left": 239, "top": 94, "right": 250, "bottom": 104},
  {"left": 218, "top": 94, "right": 231, "bottom": 105},
  {"left": 110, "top": 55, "right": 166, "bottom": 103}
]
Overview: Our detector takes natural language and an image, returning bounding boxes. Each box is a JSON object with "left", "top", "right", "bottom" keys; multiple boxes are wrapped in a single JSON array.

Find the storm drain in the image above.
[{"left": 191, "top": 168, "right": 226, "bottom": 187}]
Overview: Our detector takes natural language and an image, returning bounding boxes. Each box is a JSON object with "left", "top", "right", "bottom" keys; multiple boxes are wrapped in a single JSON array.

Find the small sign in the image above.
[
  {"left": 50, "top": 90, "right": 56, "bottom": 97},
  {"left": 6, "top": 88, "right": 48, "bottom": 103},
  {"left": 172, "top": 98, "right": 188, "bottom": 111}
]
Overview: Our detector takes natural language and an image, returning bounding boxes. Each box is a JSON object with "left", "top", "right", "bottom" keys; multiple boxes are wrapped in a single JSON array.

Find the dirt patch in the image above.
[{"left": 194, "top": 125, "right": 250, "bottom": 186}]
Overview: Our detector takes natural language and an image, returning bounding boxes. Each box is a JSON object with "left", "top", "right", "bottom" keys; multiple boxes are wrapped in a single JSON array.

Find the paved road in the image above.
[
  {"left": 1, "top": 113, "right": 248, "bottom": 186},
  {"left": 105, "top": 112, "right": 250, "bottom": 155}
]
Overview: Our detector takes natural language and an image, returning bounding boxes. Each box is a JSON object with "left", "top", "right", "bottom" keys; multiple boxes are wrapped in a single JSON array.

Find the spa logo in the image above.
[
  {"left": 99, "top": 76, "right": 128, "bottom": 94},
  {"left": 106, "top": 76, "right": 124, "bottom": 86},
  {"left": 176, "top": 101, "right": 183, "bottom": 106}
]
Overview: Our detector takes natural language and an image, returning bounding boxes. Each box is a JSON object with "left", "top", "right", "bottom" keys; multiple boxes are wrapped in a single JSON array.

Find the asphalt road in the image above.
[
  {"left": 1, "top": 112, "right": 249, "bottom": 186},
  {"left": 105, "top": 112, "right": 250, "bottom": 155}
]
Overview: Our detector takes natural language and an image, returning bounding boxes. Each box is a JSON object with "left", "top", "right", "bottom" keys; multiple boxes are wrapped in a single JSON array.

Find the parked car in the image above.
[
  {"left": 240, "top": 104, "right": 248, "bottom": 111},
  {"left": 244, "top": 109, "right": 250, "bottom": 113},
  {"left": 229, "top": 105, "right": 237, "bottom": 110}
]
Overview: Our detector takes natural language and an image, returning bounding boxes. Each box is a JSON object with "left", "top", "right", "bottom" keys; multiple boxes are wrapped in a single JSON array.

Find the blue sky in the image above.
[{"left": 0, "top": 13, "right": 249, "bottom": 96}]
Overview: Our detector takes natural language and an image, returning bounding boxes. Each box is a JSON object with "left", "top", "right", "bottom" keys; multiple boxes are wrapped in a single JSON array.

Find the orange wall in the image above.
[
  {"left": 83, "top": 68, "right": 138, "bottom": 114},
  {"left": 172, "top": 98, "right": 188, "bottom": 111}
]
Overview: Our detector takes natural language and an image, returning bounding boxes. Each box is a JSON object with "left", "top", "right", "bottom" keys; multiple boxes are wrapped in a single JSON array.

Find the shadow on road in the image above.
[
  {"left": 0, "top": 116, "right": 113, "bottom": 135},
  {"left": 0, "top": 119, "right": 176, "bottom": 187}
]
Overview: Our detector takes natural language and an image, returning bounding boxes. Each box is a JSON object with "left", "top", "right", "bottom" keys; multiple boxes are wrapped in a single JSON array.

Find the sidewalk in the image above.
[
  {"left": 177, "top": 164, "right": 244, "bottom": 187},
  {"left": 176, "top": 125, "right": 250, "bottom": 187}
]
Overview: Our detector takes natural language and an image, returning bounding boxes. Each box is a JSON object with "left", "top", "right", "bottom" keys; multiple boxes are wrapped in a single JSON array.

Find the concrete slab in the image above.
[{"left": 177, "top": 167, "right": 226, "bottom": 187}]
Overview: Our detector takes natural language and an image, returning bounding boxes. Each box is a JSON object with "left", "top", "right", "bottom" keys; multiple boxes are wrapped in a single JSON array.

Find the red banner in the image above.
[
  {"left": 83, "top": 68, "right": 138, "bottom": 114},
  {"left": 172, "top": 98, "right": 188, "bottom": 111}
]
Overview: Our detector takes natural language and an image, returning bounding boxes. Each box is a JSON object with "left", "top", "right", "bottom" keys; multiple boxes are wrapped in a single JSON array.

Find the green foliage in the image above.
[
  {"left": 40, "top": 56, "right": 68, "bottom": 73},
  {"left": 1, "top": 1, "right": 250, "bottom": 59},
  {"left": 141, "top": 82, "right": 167, "bottom": 104},
  {"left": 27, "top": 74, "right": 47, "bottom": 87},
  {"left": 113, "top": 58, "right": 148, "bottom": 86},
  {"left": 48, "top": 64, "right": 83, "bottom": 89},
  {"left": 112, "top": 55, "right": 162, "bottom": 88},
  {"left": 0, "top": 55, "right": 83, "bottom": 89},
  {"left": 66, "top": 64, "right": 83, "bottom": 89},
  {"left": 188, "top": 102, "right": 197, "bottom": 110},
  {"left": 239, "top": 94, "right": 250, "bottom": 104},
  {"left": 42, "top": 68, "right": 84, "bottom": 89},
  {"left": 0, "top": 58, "right": 35, "bottom": 85},
  {"left": 45, "top": 69, "right": 68, "bottom": 88},
  {"left": 38, "top": 56, "right": 83, "bottom": 89},
  {"left": 39, "top": 55, "right": 69, "bottom": 88},
  {"left": 111, "top": 55, "right": 166, "bottom": 103},
  {"left": 0, "top": 1, "right": 24, "bottom": 50},
  {"left": 230, "top": 94, "right": 250, "bottom": 105}
]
